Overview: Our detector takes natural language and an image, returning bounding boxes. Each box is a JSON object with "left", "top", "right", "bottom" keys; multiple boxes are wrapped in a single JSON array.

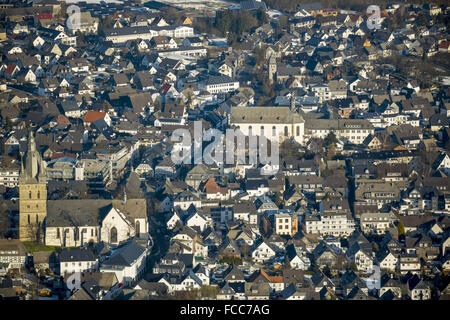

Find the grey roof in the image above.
[
  {"left": 102, "top": 241, "right": 146, "bottom": 267},
  {"left": 240, "top": 0, "right": 267, "bottom": 11},
  {"left": 60, "top": 100, "right": 79, "bottom": 113},
  {"left": 231, "top": 106, "right": 304, "bottom": 124},
  {"left": 46, "top": 200, "right": 147, "bottom": 227},
  {"left": 104, "top": 26, "right": 151, "bottom": 37},
  {"left": 59, "top": 248, "right": 96, "bottom": 262},
  {"left": 205, "top": 75, "right": 237, "bottom": 85},
  {"left": 297, "top": 2, "right": 322, "bottom": 11}
]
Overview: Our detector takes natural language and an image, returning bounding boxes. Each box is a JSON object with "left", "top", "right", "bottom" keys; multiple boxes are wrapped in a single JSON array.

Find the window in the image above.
[
  {"left": 249, "top": 126, "right": 253, "bottom": 136},
  {"left": 284, "top": 126, "right": 289, "bottom": 137},
  {"left": 110, "top": 227, "right": 118, "bottom": 243},
  {"left": 29, "top": 191, "right": 32, "bottom": 199},
  {"left": 135, "top": 221, "right": 140, "bottom": 236},
  {"left": 296, "top": 126, "right": 300, "bottom": 136}
]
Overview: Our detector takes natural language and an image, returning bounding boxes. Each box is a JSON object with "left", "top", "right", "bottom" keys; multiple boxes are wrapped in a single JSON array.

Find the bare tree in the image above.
[{"left": 25, "top": 223, "right": 40, "bottom": 243}]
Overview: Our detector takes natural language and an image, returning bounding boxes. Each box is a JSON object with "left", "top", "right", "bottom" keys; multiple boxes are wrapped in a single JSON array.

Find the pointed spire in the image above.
[
  {"left": 28, "top": 130, "right": 36, "bottom": 152},
  {"left": 290, "top": 91, "right": 296, "bottom": 112},
  {"left": 38, "top": 155, "right": 46, "bottom": 180},
  {"left": 20, "top": 154, "right": 25, "bottom": 176}
]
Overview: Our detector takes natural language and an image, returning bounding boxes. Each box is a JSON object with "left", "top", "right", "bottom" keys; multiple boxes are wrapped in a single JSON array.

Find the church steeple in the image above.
[
  {"left": 19, "top": 130, "right": 46, "bottom": 184},
  {"left": 20, "top": 152, "right": 25, "bottom": 176},
  {"left": 290, "top": 91, "right": 296, "bottom": 112},
  {"left": 28, "top": 130, "right": 36, "bottom": 152},
  {"left": 19, "top": 129, "right": 48, "bottom": 242}
]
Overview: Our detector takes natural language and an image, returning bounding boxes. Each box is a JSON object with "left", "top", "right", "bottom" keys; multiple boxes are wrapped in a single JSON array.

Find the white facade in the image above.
[
  {"left": 305, "top": 213, "right": 355, "bottom": 237},
  {"left": 100, "top": 207, "right": 148, "bottom": 245},
  {"left": 230, "top": 106, "right": 305, "bottom": 145},
  {"left": 100, "top": 247, "right": 148, "bottom": 287},
  {"left": 304, "top": 119, "right": 374, "bottom": 145},
  {"left": 399, "top": 255, "right": 421, "bottom": 274},
  {"left": 251, "top": 242, "right": 276, "bottom": 263},
  {"left": 275, "top": 213, "right": 292, "bottom": 236},
  {"left": 45, "top": 226, "right": 99, "bottom": 247},
  {"left": 105, "top": 26, "right": 193, "bottom": 44},
  {"left": 186, "top": 212, "right": 210, "bottom": 232},
  {"left": 203, "top": 79, "right": 239, "bottom": 94},
  {"left": 379, "top": 252, "right": 398, "bottom": 272},
  {"left": 60, "top": 259, "right": 97, "bottom": 276},
  {"left": 0, "top": 167, "right": 19, "bottom": 187},
  {"left": 353, "top": 250, "right": 374, "bottom": 273},
  {"left": 360, "top": 212, "right": 392, "bottom": 235}
]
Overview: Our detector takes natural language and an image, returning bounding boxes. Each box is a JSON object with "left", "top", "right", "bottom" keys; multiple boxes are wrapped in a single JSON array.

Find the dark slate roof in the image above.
[
  {"left": 60, "top": 100, "right": 79, "bottom": 113},
  {"left": 240, "top": 0, "right": 267, "bottom": 11},
  {"left": 92, "top": 119, "right": 115, "bottom": 140},
  {"left": 59, "top": 248, "right": 97, "bottom": 262},
  {"left": 102, "top": 241, "right": 146, "bottom": 267},
  {"left": 46, "top": 200, "right": 146, "bottom": 227},
  {"left": 205, "top": 75, "right": 237, "bottom": 85}
]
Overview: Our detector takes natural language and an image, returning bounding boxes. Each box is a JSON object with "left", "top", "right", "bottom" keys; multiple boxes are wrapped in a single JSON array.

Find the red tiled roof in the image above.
[
  {"left": 260, "top": 270, "right": 283, "bottom": 283},
  {"left": 349, "top": 14, "right": 360, "bottom": 22},
  {"left": 204, "top": 178, "right": 228, "bottom": 195},
  {"left": 56, "top": 114, "right": 70, "bottom": 125},
  {"left": 439, "top": 41, "right": 450, "bottom": 49},
  {"left": 160, "top": 83, "right": 172, "bottom": 95},
  {"left": 5, "top": 64, "right": 17, "bottom": 75},
  {"left": 83, "top": 110, "right": 106, "bottom": 123},
  {"left": 37, "top": 13, "right": 53, "bottom": 20},
  {"left": 51, "top": 153, "right": 77, "bottom": 160}
]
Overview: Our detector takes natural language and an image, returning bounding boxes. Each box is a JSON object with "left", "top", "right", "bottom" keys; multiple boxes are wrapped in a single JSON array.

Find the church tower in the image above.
[
  {"left": 290, "top": 91, "right": 296, "bottom": 112},
  {"left": 19, "top": 131, "right": 47, "bottom": 242},
  {"left": 268, "top": 55, "right": 277, "bottom": 83}
]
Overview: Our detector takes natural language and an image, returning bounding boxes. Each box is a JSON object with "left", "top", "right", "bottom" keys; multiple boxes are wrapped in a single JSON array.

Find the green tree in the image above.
[
  {"left": 5, "top": 117, "right": 13, "bottom": 132},
  {"left": 256, "top": 7, "right": 268, "bottom": 25},
  {"left": 214, "top": 10, "right": 232, "bottom": 37},
  {"left": 254, "top": 46, "right": 266, "bottom": 67},
  {"left": 76, "top": 31, "right": 85, "bottom": 44},
  {"left": 326, "top": 144, "right": 337, "bottom": 160},
  {"left": 397, "top": 220, "right": 405, "bottom": 236},
  {"left": 153, "top": 98, "right": 162, "bottom": 113},
  {"left": 272, "top": 191, "right": 284, "bottom": 208},
  {"left": 324, "top": 131, "right": 338, "bottom": 147},
  {"left": 321, "top": 167, "right": 332, "bottom": 177},
  {"left": 262, "top": 79, "right": 275, "bottom": 97},
  {"left": 278, "top": 15, "right": 288, "bottom": 28}
]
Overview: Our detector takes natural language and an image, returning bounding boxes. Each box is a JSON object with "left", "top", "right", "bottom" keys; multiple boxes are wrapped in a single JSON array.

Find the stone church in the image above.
[
  {"left": 230, "top": 95, "right": 305, "bottom": 145},
  {"left": 19, "top": 131, "right": 148, "bottom": 247}
]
